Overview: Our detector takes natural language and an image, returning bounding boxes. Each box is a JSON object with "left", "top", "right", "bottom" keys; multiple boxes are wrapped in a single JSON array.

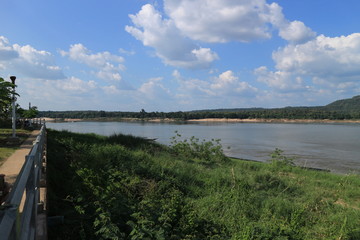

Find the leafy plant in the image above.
[
  {"left": 170, "top": 131, "right": 228, "bottom": 164},
  {"left": 269, "top": 148, "right": 295, "bottom": 167}
]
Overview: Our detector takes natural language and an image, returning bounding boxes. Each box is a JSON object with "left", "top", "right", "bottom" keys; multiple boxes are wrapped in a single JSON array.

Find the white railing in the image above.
[{"left": 0, "top": 124, "right": 46, "bottom": 239}]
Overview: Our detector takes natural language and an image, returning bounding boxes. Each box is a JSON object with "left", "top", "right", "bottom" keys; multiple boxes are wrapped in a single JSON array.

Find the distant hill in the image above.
[
  {"left": 190, "top": 95, "right": 360, "bottom": 113},
  {"left": 324, "top": 95, "right": 360, "bottom": 111}
]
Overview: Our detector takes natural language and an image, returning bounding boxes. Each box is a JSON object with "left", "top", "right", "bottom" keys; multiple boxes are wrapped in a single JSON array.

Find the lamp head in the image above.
[{"left": 10, "top": 76, "right": 16, "bottom": 85}]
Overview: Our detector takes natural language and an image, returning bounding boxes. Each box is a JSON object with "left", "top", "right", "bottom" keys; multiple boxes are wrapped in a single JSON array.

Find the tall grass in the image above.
[{"left": 47, "top": 129, "right": 360, "bottom": 239}]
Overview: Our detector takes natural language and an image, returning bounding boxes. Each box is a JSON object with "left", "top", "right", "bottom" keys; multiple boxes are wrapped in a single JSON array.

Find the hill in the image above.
[{"left": 324, "top": 95, "right": 360, "bottom": 111}]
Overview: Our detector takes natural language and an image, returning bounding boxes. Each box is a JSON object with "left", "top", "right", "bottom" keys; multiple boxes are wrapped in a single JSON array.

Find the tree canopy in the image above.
[{"left": 0, "top": 77, "right": 17, "bottom": 120}]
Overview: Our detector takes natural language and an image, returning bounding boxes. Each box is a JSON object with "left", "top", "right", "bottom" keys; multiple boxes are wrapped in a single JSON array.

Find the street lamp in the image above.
[{"left": 10, "top": 76, "right": 17, "bottom": 138}]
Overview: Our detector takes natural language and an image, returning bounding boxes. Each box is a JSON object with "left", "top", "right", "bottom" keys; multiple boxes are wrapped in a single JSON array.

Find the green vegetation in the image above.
[
  {"left": 1, "top": 76, "right": 39, "bottom": 128},
  {"left": 0, "top": 128, "right": 32, "bottom": 164},
  {"left": 0, "top": 77, "right": 17, "bottom": 124},
  {"left": 39, "top": 95, "right": 360, "bottom": 121},
  {"left": 47, "top": 130, "right": 360, "bottom": 239},
  {"left": 325, "top": 95, "right": 360, "bottom": 112}
]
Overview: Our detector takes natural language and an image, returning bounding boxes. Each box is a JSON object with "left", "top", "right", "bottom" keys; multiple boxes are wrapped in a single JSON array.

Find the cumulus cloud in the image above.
[
  {"left": 138, "top": 77, "right": 172, "bottom": 99},
  {"left": 125, "top": 4, "right": 218, "bottom": 69},
  {"left": 171, "top": 70, "right": 260, "bottom": 108},
  {"left": 0, "top": 36, "right": 19, "bottom": 60},
  {"left": 175, "top": 70, "right": 257, "bottom": 97},
  {"left": 164, "top": 0, "right": 316, "bottom": 44},
  {"left": 0, "top": 36, "right": 65, "bottom": 80},
  {"left": 60, "top": 43, "right": 125, "bottom": 81},
  {"left": 255, "top": 33, "right": 360, "bottom": 94},
  {"left": 273, "top": 34, "right": 360, "bottom": 79},
  {"left": 102, "top": 85, "right": 121, "bottom": 95},
  {"left": 56, "top": 76, "right": 97, "bottom": 93},
  {"left": 210, "top": 70, "right": 258, "bottom": 96},
  {"left": 164, "top": 0, "right": 273, "bottom": 43},
  {"left": 278, "top": 20, "right": 316, "bottom": 44},
  {"left": 254, "top": 66, "right": 307, "bottom": 91},
  {"left": 126, "top": 1, "right": 316, "bottom": 69}
]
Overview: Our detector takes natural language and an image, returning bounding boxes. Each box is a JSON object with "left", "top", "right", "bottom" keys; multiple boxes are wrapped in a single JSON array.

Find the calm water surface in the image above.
[{"left": 47, "top": 121, "right": 360, "bottom": 174}]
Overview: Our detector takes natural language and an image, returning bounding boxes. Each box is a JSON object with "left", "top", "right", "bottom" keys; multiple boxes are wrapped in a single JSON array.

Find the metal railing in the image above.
[{"left": 0, "top": 124, "right": 46, "bottom": 240}]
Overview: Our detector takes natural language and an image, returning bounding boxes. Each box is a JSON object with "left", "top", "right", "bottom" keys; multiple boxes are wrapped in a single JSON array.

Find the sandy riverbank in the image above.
[
  {"left": 41, "top": 117, "right": 360, "bottom": 124},
  {"left": 41, "top": 117, "right": 82, "bottom": 122},
  {"left": 186, "top": 118, "right": 360, "bottom": 123}
]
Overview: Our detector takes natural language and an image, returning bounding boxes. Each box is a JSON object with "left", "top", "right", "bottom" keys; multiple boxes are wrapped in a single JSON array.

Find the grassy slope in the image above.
[{"left": 47, "top": 130, "right": 360, "bottom": 240}]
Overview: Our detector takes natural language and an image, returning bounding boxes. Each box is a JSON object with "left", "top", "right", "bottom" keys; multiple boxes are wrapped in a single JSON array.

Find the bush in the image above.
[{"left": 170, "top": 131, "right": 228, "bottom": 164}]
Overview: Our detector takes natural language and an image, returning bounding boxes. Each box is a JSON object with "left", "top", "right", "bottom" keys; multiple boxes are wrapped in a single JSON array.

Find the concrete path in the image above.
[{"left": 0, "top": 130, "right": 40, "bottom": 186}]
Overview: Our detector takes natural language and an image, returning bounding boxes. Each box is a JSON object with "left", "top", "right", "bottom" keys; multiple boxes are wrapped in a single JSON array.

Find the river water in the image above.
[{"left": 46, "top": 121, "right": 360, "bottom": 174}]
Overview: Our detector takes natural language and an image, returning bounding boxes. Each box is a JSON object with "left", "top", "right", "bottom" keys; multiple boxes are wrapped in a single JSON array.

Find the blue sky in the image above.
[{"left": 1, "top": 0, "right": 360, "bottom": 111}]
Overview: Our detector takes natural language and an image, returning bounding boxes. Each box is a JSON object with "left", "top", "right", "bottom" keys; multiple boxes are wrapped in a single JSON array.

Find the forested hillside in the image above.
[{"left": 325, "top": 95, "right": 360, "bottom": 111}]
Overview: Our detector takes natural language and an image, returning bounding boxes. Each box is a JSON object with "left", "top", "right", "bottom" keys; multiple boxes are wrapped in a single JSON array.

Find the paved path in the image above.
[{"left": 0, "top": 130, "right": 40, "bottom": 186}]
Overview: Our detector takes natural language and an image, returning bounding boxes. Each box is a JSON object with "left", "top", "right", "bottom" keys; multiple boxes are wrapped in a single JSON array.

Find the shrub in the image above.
[{"left": 170, "top": 131, "right": 228, "bottom": 164}]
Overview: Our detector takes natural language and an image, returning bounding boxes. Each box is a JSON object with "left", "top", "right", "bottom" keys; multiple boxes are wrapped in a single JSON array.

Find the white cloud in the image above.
[
  {"left": 172, "top": 69, "right": 181, "bottom": 79},
  {"left": 138, "top": 77, "right": 171, "bottom": 99},
  {"left": 164, "top": 0, "right": 315, "bottom": 44},
  {"left": 0, "top": 36, "right": 65, "bottom": 80},
  {"left": 255, "top": 33, "right": 360, "bottom": 96},
  {"left": 60, "top": 43, "right": 125, "bottom": 81},
  {"left": 164, "top": 0, "right": 274, "bottom": 43},
  {"left": 96, "top": 71, "right": 122, "bottom": 82},
  {"left": 176, "top": 70, "right": 257, "bottom": 98},
  {"left": 254, "top": 66, "right": 306, "bottom": 91},
  {"left": 126, "top": 1, "right": 316, "bottom": 70},
  {"left": 0, "top": 36, "right": 19, "bottom": 60},
  {"left": 278, "top": 20, "right": 316, "bottom": 44},
  {"left": 210, "top": 70, "right": 257, "bottom": 96},
  {"left": 171, "top": 70, "right": 260, "bottom": 109},
  {"left": 273, "top": 33, "right": 360, "bottom": 80},
  {"left": 125, "top": 4, "right": 218, "bottom": 69},
  {"left": 102, "top": 85, "right": 121, "bottom": 95},
  {"left": 56, "top": 76, "right": 97, "bottom": 93}
]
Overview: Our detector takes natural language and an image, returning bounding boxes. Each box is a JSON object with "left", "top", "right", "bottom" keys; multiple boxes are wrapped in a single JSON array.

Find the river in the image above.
[{"left": 46, "top": 121, "right": 360, "bottom": 174}]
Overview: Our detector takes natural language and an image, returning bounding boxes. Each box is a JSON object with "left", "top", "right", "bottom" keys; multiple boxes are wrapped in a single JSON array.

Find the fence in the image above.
[{"left": 0, "top": 124, "right": 47, "bottom": 239}]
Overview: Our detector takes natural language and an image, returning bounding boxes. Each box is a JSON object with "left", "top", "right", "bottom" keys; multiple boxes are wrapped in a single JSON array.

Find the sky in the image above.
[{"left": 1, "top": 0, "right": 360, "bottom": 112}]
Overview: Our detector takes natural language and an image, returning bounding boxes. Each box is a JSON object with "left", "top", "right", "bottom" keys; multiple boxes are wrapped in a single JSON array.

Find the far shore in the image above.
[
  {"left": 186, "top": 118, "right": 360, "bottom": 124},
  {"left": 41, "top": 117, "right": 360, "bottom": 124}
]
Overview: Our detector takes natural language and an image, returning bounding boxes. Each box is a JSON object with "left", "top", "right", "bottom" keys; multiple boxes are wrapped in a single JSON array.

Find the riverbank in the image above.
[
  {"left": 43, "top": 117, "right": 360, "bottom": 124},
  {"left": 188, "top": 118, "right": 360, "bottom": 123},
  {"left": 47, "top": 129, "right": 360, "bottom": 239}
]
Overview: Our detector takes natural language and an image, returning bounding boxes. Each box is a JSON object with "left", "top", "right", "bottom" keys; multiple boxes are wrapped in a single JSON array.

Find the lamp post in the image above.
[{"left": 10, "top": 76, "right": 16, "bottom": 138}]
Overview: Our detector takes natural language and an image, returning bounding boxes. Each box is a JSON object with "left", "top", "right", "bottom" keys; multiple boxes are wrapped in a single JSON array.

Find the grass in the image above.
[
  {"left": 0, "top": 128, "right": 32, "bottom": 165},
  {"left": 46, "top": 129, "right": 360, "bottom": 240}
]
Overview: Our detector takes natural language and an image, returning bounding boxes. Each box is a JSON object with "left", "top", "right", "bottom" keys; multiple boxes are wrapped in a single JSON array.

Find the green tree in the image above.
[
  {"left": 140, "top": 108, "right": 146, "bottom": 118},
  {"left": 21, "top": 106, "right": 39, "bottom": 118},
  {"left": 0, "top": 77, "right": 17, "bottom": 120}
]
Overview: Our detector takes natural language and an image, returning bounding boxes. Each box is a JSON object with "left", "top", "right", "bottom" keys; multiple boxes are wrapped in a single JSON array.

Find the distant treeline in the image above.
[
  {"left": 38, "top": 95, "right": 360, "bottom": 120},
  {"left": 38, "top": 107, "right": 360, "bottom": 120}
]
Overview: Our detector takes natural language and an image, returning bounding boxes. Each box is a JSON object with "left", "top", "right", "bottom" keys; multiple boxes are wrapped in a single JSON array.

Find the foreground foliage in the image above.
[{"left": 47, "top": 130, "right": 360, "bottom": 239}]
